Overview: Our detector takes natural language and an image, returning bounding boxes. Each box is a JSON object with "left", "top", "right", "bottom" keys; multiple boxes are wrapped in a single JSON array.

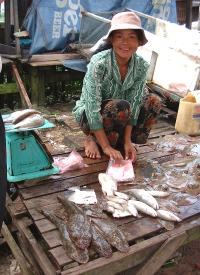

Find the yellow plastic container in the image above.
[{"left": 175, "top": 98, "right": 200, "bottom": 136}]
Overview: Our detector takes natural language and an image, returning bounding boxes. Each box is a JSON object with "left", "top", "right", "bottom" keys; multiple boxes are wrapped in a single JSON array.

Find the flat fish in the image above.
[
  {"left": 57, "top": 196, "right": 92, "bottom": 250},
  {"left": 92, "top": 217, "right": 129, "bottom": 253},
  {"left": 98, "top": 173, "right": 117, "bottom": 196},
  {"left": 129, "top": 189, "right": 159, "bottom": 210},
  {"left": 129, "top": 200, "right": 157, "bottom": 217},
  {"left": 157, "top": 209, "right": 181, "bottom": 222},
  {"left": 13, "top": 114, "right": 45, "bottom": 129},
  {"left": 91, "top": 224, "right": 113, "bottom": 258},
  {"left": 42, "top": 210, "right": 89, "bottom": 264}
]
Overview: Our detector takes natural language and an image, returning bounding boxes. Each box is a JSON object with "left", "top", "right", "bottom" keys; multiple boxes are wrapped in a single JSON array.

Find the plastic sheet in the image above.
[{"left": 106, "top": 159, "right": 135, "bottom": 182}]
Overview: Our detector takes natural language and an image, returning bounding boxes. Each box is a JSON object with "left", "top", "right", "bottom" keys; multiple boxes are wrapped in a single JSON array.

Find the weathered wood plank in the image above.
[
  {"left": 61, "top": 217, "right": 200, "bottom": 275},
  {"left": 136, "top": 232, "right": 187, "bottom": 275}
]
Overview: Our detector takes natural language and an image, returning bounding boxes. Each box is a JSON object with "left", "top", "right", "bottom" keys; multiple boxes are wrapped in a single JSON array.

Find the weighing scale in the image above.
[{"left": 3, "top": 116, "right": 59, "bottom": 182}]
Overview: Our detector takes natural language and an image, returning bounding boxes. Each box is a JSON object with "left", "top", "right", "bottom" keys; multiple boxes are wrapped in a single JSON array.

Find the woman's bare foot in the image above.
[{"left": 84, "top": 136, "right": 101, "bottom": 159}]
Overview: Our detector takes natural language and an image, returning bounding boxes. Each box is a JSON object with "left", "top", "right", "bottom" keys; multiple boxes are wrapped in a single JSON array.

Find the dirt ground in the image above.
[
  {"left": 0, "top": 239, "right": 200, "bottom": 275},
  {"left": 1, "top": 102, "right": 200, "bottom": 275}
]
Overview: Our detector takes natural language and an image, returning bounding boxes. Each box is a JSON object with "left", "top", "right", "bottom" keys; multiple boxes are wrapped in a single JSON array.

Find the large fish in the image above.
[
  {"left": 98, "top": 173, "right": 117, "bottom": 197},
  {"left": 42, "top": 210, "right": 89, "bottom": 264},
  {"left": 128, "top": 200, "right": 157, "bottom": 217},
  {"left": 129, "top": 189, "right": 159, "bottom": 210},
  {"left": 57, "top": 196, "right": 92, "bottom": 250},
  {"left": 91, "top": 217, "right": 129, "bottom": 253},
  {"left": 91, "top": 223, "right": 113, "bottom": 258},
  {"left": 13, "top": 114, "right": 45, "bottom": 129},
  {"left": 3, "top": 109, "right": 41, "bottom": 124}
]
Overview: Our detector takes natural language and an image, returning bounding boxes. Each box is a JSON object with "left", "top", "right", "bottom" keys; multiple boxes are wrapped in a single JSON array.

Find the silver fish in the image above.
[
  {"left": 127, "top": 201, "right": 138, "bottom": 217},
  {"left": 129, "top": 189, "right": 159, "bottom": 210},
  {"left": 146, "top": 190, "right": 170, "bottom": 198},
  {"left": 98, "top": 173, "right": 117, "bottom": 197},
  {"left": 128, "top": 200, "right": 157, "bottom": 217},
  {"left": 106, "top": 196, "right": 127, "bottom": 205},
  {"left": 157, "top": 209, "right": 182, "bottom": 222},
  {"left": 114, "top": 191, "right": 129, "bottom": 200},
  {"left": 107, "top": 201, "right": 124, "bottom": 211},
  {"left": 13, "top": 114, "right": 45, "bottom": 129},
  {"left": 113, "top": 209, "right": 132, "bottom": 218}
]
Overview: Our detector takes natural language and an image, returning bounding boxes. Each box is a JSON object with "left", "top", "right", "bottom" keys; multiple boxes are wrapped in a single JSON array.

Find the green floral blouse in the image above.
[{"left": 73, "top": 49, "right": 149, "bottom": 130}]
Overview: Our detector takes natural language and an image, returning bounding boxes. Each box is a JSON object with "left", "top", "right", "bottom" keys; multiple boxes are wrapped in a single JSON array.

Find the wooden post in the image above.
[
  {"left": 1, "top": 222, "right": 33, "bottom": 275},
  {"left": 4, "top": 0, "right": 11, "bottom": 45},
  {"left": 12, "top": 0, "right": 21, "bottom": 56},
  {"left": 30, "top": 67, "right": 45, "bottom": 106},
  {"left": 185, "top": 0, "right": 192, "bottom": 29}
]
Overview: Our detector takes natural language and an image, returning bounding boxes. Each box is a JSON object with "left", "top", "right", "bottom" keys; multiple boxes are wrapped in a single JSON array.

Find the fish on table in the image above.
[
  {"left": 3, "top": 109, "right": 41, "bottom": 124},
  {"left": 91, "top": 216, "right": 129, "bottom": 253},
  {"left": 42, "top": 210, "right": 89, "bottom": 264},
  {"left": 13, "top": 114, "right": 45, "bottom": 129},
  {"left": 57, "top": 196, "right": 92, "bottom": 250},
  {"left": 91, "top": 223, "right": 113, "bottom": 258},
  {"left": 128, "top": 189, "right": 159, "bottom": 210}
]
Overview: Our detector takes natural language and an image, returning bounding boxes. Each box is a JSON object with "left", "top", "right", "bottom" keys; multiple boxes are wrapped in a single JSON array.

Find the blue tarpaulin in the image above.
[{"left": 23, "top": 0, "right": 177, "bottom": 55}]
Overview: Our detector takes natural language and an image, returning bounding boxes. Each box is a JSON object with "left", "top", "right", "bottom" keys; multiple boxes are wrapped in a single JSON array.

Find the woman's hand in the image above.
[
  {"left": 124, "top": 141, "right": 137, "bottom": 162},
  {"left": 103, "top": 146, "right": 123, "bottom": 160}
]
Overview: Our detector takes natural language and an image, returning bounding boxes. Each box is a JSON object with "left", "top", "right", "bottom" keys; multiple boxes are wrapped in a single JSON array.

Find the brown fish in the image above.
[
  {"left": 42, "top": 210, "right": 89, "bottom": 264},
  {"left": 57, "top": 196, "right": 92, "bottom": 250},
  {"left": 91, "top": 223, "right": 113, "bottom": 258},
  {"left": 91, "top": 217, "right": 129, "bottom": 253}
]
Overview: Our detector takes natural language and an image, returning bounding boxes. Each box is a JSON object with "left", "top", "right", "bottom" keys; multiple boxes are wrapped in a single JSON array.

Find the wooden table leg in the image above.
[{"left": 30, "top": 67, "right": 45, "bottom": 106}]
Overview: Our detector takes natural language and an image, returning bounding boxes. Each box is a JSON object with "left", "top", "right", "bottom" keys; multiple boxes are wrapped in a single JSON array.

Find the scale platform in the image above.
[{"left": 4, "top": 116, "right": 59, "bottom": 182}]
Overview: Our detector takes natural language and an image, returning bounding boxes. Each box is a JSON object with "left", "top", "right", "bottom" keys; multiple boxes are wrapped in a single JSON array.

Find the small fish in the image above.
[
  {"left": 42, "top": 210, "right": 89, "bottom": 264},
  {"left": 114, "top": 191, "right": 129, "bottom": 200},
  {"left": 106, "top": 196, "right": 127, "bottom": 205},
  {"left": 129, "top": 200, "right": 157, "bottom": 217},
  {"left": 92, "top": 217, "right": 129, "bottom": 253},
  {"left": 91, "top": 224, "right": 113, "bottom": 258},
  {"left": 105, "top": 205, "right": 115, "bottom": 214},
  {"left": 113, "top": 209, "right": 132, "bottom": 218},
  {"left": 129, "top": 189, "right": 159, "bottom": 210},
  {"left": 146, "top": 190, "right": 170, "bottom": 198},
  {"left": 13, "top": 114, "right": 45, "bottom": 129},
  {"left": 157, "top": 209, "right": 182, "bottom": 222},
  {"left": 98, "top": 173, "right": 117, "bottom": 196},
  {"left": 127, "top": 201, "right": 138, "bottom": 217},
  {"left": 107, "top": 201, "right": 124, "bottom": 211}
]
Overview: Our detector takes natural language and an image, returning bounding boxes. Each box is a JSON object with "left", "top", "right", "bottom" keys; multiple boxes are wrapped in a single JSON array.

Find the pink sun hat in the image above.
[{"left": 105, "top": 11, "right": 148, "bottom": 46}]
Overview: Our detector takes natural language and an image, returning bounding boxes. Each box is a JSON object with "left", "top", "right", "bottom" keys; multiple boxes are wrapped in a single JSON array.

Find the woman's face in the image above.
[{"left": 110, "top": 29, "right": 140, "bottom": 61}]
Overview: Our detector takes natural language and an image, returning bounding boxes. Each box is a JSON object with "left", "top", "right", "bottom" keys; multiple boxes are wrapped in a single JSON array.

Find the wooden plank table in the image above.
[{"left": 5, "top": 123, "right": 200, "bottom": 275}]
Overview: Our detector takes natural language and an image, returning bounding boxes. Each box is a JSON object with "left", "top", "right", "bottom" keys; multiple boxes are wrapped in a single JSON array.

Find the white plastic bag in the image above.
[{"left": 106, "top": 159, "right": 135, "bottom": 182}]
